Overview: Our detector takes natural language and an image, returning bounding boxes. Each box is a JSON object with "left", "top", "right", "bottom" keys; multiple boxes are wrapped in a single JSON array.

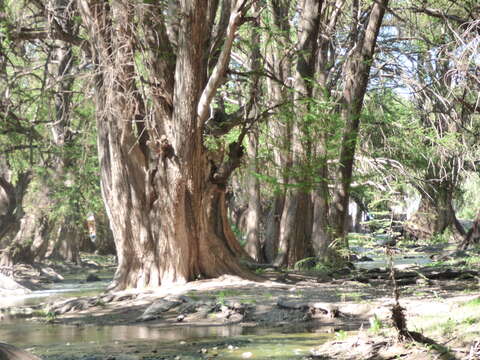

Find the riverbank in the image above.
[{"left": 2, "top": 245, "right": 480, "bottom": 359}]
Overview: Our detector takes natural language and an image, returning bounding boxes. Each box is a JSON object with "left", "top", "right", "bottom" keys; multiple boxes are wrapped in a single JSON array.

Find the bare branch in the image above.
[{"left": 197, "top": 0, "right": 253, "bottom": 129}]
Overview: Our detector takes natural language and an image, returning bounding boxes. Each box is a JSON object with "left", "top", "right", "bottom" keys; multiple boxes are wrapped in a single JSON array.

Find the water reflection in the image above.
[{"left": 0, "top": 320, "right": 244, "bottom": 348}]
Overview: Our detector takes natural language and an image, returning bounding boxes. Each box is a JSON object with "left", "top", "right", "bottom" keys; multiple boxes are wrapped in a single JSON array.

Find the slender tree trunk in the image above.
[
  {"left": 261, "top": 0, "right": 294, "bottom": 263},
  {"left": 275, "top": 0, "right": 321, "bottom": 267},
  {"left": 245, "top": 128, "right": 262, "bottom": 261},
  {"left": 330, "top": 0, "right": 389, "bottom": 245},
  {"left": 244, "top": 8, "right": 263, "bottom": 262},
  {"left": 264, "top": 194, "right": 284, "bottom": 263}
]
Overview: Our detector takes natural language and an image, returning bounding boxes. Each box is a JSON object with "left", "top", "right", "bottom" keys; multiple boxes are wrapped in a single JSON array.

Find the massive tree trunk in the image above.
[{"left": 80, "top": 0, "right": 255, "bottom": 289}]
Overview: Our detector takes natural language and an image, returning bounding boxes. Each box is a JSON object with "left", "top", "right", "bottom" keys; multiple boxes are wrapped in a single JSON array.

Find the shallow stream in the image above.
[
  {"left": 0, "top": 279, "right": 339, "bottom": 359},
  {"left": 0, "top": 249, "right": 433, "bottom": 359}
]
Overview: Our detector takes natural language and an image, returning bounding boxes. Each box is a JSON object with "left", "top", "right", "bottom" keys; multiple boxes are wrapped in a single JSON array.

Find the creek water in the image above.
[
  {"left": 0, "top": 279, "right": 338, "bottom": 359},
  {"left": 0, "top": 249, "right": 432, "bottom": 359}
]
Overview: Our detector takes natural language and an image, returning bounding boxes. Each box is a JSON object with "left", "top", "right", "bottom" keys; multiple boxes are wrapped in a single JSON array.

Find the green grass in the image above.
[
  {"left": 339, "top": 292, "right": 364, "bottom": 301},
  {"left": 369, "top": 314, "right": 384, "bottom": 334},
  {"left": 462, "top": 297, "right": 480, "bottom": 307},
  {"left": 436, "top": 318, "right": 457, "bottom": 337},
  {"left": 335, "top": 330, "right": 348, "bottom": 340},
  {"left": 215, "top": 289, "right": 242, "bottom": 304}
]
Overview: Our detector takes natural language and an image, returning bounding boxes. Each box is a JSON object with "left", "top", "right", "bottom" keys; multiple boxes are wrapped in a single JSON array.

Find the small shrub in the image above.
[
  {"left": 335, "top": 330, "right": 348, "bottom": 340},
  {"left": 369, "top": 314, "right": 384, "bottom": 333}
]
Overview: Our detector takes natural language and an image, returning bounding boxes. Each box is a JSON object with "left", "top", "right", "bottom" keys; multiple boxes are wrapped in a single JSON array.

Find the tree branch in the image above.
[
  {"left": 197, "top": 0, "right": 253, "bottom": 129},
  {"left": 409, "top": 6, "right": 468, "bottom": 25}
]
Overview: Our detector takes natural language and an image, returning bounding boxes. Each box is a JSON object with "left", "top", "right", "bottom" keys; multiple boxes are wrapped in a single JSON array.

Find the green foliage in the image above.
[
  {"left": 369, "top": 314, "right": 384, "bottom": 334},
  {"left": 457, "top": 174, "right": 480, "bottom": 220},
  {"left": 44, "top": 311, "right": 57, "bottom": 323},
  {"left": 335, "top": 330, "right": 348, "bottom": 340},
  {"left": 429, "top": 230, "right": 452, "bottom": 244}
]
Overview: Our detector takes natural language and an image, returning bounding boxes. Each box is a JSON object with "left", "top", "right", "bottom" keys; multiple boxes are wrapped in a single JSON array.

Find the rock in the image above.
[
  {"left": 47, "top": 298, "right": 92, "bottom": 315},
  {"left": 242, "top": 352, "right": 253, "bottom": 358},
  {"left": 40, "top": 267, "right": 64, "bottom": 282},
  {"left": 0, "top": 343, "right": 42, "bottom": 360},
  {"left": 137, "top": 298, "right": 182, "bottom": 321},
  {"left": 353, "top": 275, "right": 370, "bottom": 283},
  {"left": 176, "top": 314, "right": 185, "bottom": 322},
  {"left": 113, "top": 294, "right": 135, "bottom": 302},
  {"left": 86, "top": 273, "right": 101, "bottom": 282},
  {"left": 100, "top": 294, "right": 115, "bottom": 303},
  {"left": 416, "top": 278, "right": 430, "bottom": 286},
  {"left": 309, "top": 302, "right": 340, "bottom": 318},
  {"left": 421, "top": 268, "right": 471, "bottom": 280},
  {"left": 358, "top": 256, "right": 374, "bottom": 262},
  {"left": 334, "top": 267, "right": 352, "bottom": 276},
  {"left": 277, "top": 298, "right": 309, "bottom": 310},
  {"left": 177, "top": 302, "right": 198, "bottom": 314},
  {"left": 392, "top": 278, "right": 417, "bottom": 286}
]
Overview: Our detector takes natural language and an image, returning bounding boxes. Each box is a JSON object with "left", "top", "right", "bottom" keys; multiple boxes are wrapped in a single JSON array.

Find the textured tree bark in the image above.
[
  {"left": 460, "top": 210, "right": 480, "bottom": 250},
  {"left": 0, "top": 176, "right": 26, "bottom": 243},
  {"left": 80, "top": 0, "right": 255, "bottom": 289},
  {"left": 275, "top": 0, "right": 321, "bottom": 267},
  {"left": 311, "top": 0, "right": 344, "bottom": 260},
  {"left": 275, "top": 190, "right": 314, "bottom": 267},
  {"left": 264, "top": 195, "right": 284, "bottom": 263},
  {"left": 406, "top": 181, "right": 464, "bottom": 241},
  {"left": 330, "top": 0, "right": 389, "bottom": 245},
  {"left": 245, "top": 128, "right": 262, "bottom": 261},
  {"left": 244, "top": 7, "right": 263, "bottom": 262},
  {"left": 49, "top": 217, "right": 81, "bottom": 264},
  {"left": 261, "top": 0, "right": 294, "bottom": 263}
]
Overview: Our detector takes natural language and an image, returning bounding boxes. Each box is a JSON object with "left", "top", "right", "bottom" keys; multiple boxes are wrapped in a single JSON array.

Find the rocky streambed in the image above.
[{"left": 1, "top": 247, "right": 480, "bottom": 359}]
